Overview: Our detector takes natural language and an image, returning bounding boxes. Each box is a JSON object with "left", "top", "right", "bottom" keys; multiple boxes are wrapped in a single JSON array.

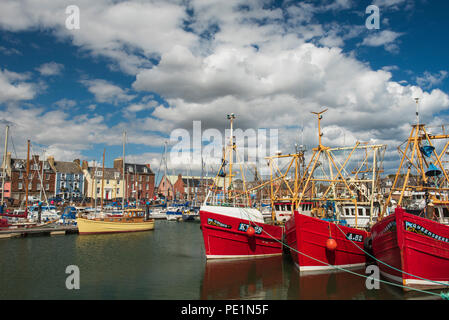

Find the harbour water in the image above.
[{"left": 0, "top": 220, "right": 440, "bottom": 300}]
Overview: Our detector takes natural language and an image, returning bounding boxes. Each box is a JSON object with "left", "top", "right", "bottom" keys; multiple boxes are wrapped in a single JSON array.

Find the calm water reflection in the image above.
[{"left": 0, "top": 220, "right": 437, "bottom": 300}]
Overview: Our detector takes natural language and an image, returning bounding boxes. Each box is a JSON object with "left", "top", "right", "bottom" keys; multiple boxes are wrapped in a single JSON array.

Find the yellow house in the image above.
[{"left": 83, "top": 163, "right": 123, "bottom": 201}]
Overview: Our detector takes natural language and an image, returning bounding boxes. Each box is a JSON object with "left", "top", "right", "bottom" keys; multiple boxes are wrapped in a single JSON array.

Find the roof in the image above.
[
  {"left": 88, "top": 167, "right": 123, "bottom": 180},
  {"left": 180, "top": 175, "right": 224, "bottom": 187},
  {"left": 53, "top": 161, "right": 83, "bottom": 174},
  {"left": 124, "top": 163, "right": 154, "bottom": 175},
  {"left": 10, "top": 158, "right": 53, "bottom": 172},
  {"left": 159, "top": 175, "right": 177, "bottom": 185}
]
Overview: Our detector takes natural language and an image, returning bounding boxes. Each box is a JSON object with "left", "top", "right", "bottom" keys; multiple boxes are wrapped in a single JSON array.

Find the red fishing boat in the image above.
[
  {"left": 200, "top": 205, "right": 283, "bottom": 259},
  {"left": 371, "top": 207, "right": 449, "bottom": 290},
  {"left": 371, "top": 115, "right": 449, "bottom": 291},
  {"left": 285, "top": 210, "right": 369, "bottom": 272},
  {"left": 199, "top": 113, "right": 283, "bottom": 259},
  {"left": 283, "top": 109, "right": 385, "bottom": 272}
]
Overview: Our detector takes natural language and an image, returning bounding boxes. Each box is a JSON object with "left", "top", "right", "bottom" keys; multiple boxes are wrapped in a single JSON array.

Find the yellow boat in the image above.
[{"left": 77, "top": 208, "right": 155, "bottom": 235}]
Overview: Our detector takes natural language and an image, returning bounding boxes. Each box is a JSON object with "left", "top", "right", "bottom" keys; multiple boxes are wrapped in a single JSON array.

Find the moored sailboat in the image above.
[{"left": 77, "top": 131, "right": 154, "bottom": 234}]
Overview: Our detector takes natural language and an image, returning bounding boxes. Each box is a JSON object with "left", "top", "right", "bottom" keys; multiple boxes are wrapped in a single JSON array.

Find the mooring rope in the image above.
[{"left": 238, "top": 207, "right": 447, "bottom": 299}]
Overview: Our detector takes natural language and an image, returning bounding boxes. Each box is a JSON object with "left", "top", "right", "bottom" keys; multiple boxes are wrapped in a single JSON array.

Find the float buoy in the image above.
[
  {"left": 247, "top": 226, "right": 256, "bottom": 237},
  {"left": 326, "top": 238, "right": 337, "bottom": 250}
]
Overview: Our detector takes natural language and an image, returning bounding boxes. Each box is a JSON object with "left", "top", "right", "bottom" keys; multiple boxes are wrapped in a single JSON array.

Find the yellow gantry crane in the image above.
[
  {"left": 380, "top": 121, "right": 449, "bottom": 220},
  {"left": 289, "top": 109, "right": 386, "bottom": 228}
]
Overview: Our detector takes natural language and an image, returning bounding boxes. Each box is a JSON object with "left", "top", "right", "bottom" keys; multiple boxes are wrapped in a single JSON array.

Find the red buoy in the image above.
[
  {"left": 247, "top": 226, "right": 256, "bottom": 237},
  {"left": 326, "top": 238, "right": 337, "bottom": 250}
]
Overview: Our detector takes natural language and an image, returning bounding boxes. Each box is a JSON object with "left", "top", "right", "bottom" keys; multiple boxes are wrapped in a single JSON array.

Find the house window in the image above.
[
  {"left": 117, "top": 188, "right": 120, "bottom": 194},
  {"left": 37, "top": 183, "right": 41, "bottom": 191},
  {"left": 18, "top": 182, "right": 23, "bottom": 190},
  {"left": 146, "top": 176, "right": 149, "bottom": 182},
  {"left": 97, "top": 187, "right": 100, "bottom": 194},
  {"left": 28, "top": 183, "right": 32, "bottom": 190},
  {"left": 19, "top": 172, "right": 23, "bottom": 179},
  {"left": 143, "top": 168, "right": 148, "bottom": 173},
  {"left": 45, "top": 184, "right": 49, "bottom": 191},
  {"left": 96, "top": 171, "right": 102, "bottom": 177},
  {"left": 46, "top": 174, "right": 50, "bottom": 180},
  {"left": 128, "top": 167, "right": 133, "bottom": 173}
]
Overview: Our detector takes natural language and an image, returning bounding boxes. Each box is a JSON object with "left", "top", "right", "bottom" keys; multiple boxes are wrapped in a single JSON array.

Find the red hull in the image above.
[
  {"left": 199, "top": 209, "right": 283, "bottom": 259},
  {"left": 285, "top": 211, "right": 369, "bottom": 272},
  {"left": 371, "top": 207, "right": 449, "bottom": 290}
]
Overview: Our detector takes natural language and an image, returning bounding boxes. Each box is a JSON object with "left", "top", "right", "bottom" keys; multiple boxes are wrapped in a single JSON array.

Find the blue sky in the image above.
[{"left": 0, "top": 0, "right": 448, "bottom": 175}]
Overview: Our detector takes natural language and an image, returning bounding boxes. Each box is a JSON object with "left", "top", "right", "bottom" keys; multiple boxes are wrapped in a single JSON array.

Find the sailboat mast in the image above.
[
  {"left": 39, "top": 149, "right": 45, "bottom": 201},
  {"left": 93, "top": 160, "right": 97, "bottom": 210},
  {"left": 122, "top": 131, "right": 125, "bottom": 213},
  {"left": 101, "top": 148, "right": 105, "bottom": 209},
  {"left": 1, "top": 125, "right": 9, "bottom": 205},
  {"left": 25, "top": 140, "right": 30, "bottom": 210}
]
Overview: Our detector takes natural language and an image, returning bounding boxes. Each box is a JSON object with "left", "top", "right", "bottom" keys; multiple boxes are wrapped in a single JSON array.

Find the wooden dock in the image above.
[{"left": 0, "top": 225, "right": 78, "bottom": 238}]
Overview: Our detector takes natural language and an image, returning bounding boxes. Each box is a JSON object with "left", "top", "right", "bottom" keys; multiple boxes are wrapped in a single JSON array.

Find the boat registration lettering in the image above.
[
  {"left": 207, "top": 218, "right": 231, "bottom": 229},
  {"left": 404, "top": 221, "right": 449, "bottom": 243},
  {"left": 346, "top": 233, "right": 364, "bottom": 242},
  {"left": 238, "top": 223, "right": 262, "bottom": 234}
]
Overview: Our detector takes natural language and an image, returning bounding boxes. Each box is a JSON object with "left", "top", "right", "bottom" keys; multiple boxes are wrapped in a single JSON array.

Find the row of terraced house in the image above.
[{"left": 0, "top": 151, "right": 155, "bottom": 205}]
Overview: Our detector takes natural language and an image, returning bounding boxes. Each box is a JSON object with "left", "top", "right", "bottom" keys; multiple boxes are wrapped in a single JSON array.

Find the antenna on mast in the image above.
[
  {"left": 414, "top": 97, "right": 420, "bottom": 126},
  {"left": 311, "top": 108, "right": 328, "bottom": 148}
]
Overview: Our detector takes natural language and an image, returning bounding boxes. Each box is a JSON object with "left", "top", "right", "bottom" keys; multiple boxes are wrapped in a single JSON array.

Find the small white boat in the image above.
[
  {"left": 150, "top": 208, "right": 168, "bottom": 219},
  {"left": 166, "top": 206, "right": 183, "bottom": 221}
]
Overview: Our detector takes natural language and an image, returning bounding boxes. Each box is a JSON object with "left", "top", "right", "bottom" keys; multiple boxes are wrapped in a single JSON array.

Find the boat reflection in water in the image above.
[
  {"left": 287, "top": 267, "right": 369, "bottom": 300},
  {"left": 201, "top": 256, "right": 286, "bottom": 299},
  {"left": 286, "top": 265, "right": 427, "bottom": 300}
]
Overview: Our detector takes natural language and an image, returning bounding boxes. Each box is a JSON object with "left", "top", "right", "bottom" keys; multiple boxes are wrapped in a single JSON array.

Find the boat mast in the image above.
[
  {"left": 39, "top": 149, "right": 45, "bottom": 201},
  {"left": 100, "top": 148, "right": 105, "bottom": 209},
  {"left": 1, "top": 125, "right": 9, "bottom": 206},
  {"left": 25, "top": 140, "right": 30, "bottom": 211},
  {"left": 93, "top": 160, "right": 97, "bottom": 210},
  {"left": 415, "top": 97, "right": 420, "bottom": 127},
  {"left": 134, "top": 164, "right": 137, "bottom": 207},
  {"left": 227, "top": 113, "right": 235, "bottom": 200},
  {"left": 122, "top": 131, "right": 126, "bottom": 213}
]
